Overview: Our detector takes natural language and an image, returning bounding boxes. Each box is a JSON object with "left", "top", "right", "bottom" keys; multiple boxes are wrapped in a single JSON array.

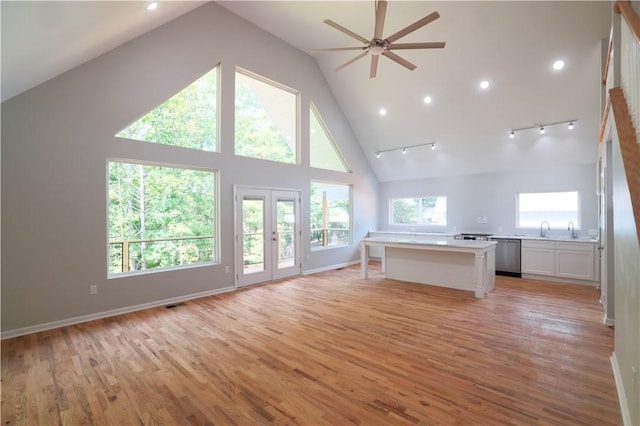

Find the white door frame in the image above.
[{"left": 234, "top": 186, "right": 301, "bottom": 287}]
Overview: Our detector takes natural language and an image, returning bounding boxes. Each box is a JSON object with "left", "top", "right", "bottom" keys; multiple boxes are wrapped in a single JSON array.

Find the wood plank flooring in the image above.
[{"left": 2, "top": 264, "right": 621, "bottom": 425}]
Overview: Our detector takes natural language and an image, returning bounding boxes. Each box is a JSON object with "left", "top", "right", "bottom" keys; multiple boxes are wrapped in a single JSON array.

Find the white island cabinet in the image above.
[{"left": 360, "top": 237, "right": 496, "bottom": 299}]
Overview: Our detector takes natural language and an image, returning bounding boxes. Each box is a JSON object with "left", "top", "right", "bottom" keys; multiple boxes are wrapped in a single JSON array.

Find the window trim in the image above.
[
  {"left": 309, "top": 102, "right": 351, "bottom": 173},
  {"left": 106, "top": 158, "right": 220, "bottom": 278},
  {"left": 388, "top": 196, "right": 448, "bottom": 227},
  {"left": 515, "top": 190, "right": 581, "bottom": 229},
  {"left": 115, "top": 65, "right": 221, "bottom": 152},
  {"left": 234, "top": 67, "right": 300, "bottom": 165},
  {"left": 310, "top": 180, "right": 353, "bottom": 250}
]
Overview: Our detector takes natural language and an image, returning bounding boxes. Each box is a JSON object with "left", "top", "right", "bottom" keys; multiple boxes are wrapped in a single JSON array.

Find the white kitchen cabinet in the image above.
[
  {"left": 555, "top": 242, "right": 595, "bottom": 281},
  {"left": 522, "top": 240, "right": 555, "bottom": 276},
  {"left": 522, "top": 239, "right": 597, "bottom": 284}
]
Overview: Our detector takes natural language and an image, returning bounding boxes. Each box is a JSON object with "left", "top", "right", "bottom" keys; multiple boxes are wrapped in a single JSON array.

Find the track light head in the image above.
[
  {"left": 539, "top": 126, "right": 545, "bottom": 134},
  {"left": 402, "top": 148, "right": 407, "bottom": 154},
  {"left": 431, "top": 143, "right": 436, "bottom": 150},
  {"left": 509, "top": 131, "right": 515, "bottom": 139},
  {"left": 568, "top": 121, "right": 575, "bottom": 130}
]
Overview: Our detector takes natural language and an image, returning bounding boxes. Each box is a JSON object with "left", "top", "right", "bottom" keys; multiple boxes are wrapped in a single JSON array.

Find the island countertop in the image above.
[{"left": 362, "top": 236, "right": 497, "bottom": 250}]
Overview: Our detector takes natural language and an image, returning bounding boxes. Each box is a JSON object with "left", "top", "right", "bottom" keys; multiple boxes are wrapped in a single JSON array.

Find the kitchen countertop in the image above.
[
  {"left": 369, "top": 230, "right": 598, "bottom": 243},
  {"left": 491, "top": 234, "right": 599, "bottom": 243}
]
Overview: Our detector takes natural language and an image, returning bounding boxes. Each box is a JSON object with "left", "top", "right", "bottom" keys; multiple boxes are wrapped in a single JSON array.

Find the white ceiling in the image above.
[{"left": 1, "top": 1, "right": 611, "bottom": 181}]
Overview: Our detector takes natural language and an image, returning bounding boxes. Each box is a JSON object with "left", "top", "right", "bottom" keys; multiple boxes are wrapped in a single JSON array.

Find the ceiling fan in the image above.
[{"left": 313, "top": 0, "right": 445, "bottom": 78}]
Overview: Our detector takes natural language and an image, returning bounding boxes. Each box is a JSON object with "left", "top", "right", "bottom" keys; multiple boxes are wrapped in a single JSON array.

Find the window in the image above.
[
  {"left": 235, "top": 69, "right": 298, "bottom": 164},
  {"left": 310, "top": 182, "right": 351, "bottom": 248},
  {"left": 517, "top": 191, "right": 580, "bottom": 228},
  {"left": 116, "top": 67, "right": 218, "bottom": 151},
  {"left": 309, "top": 103, "right": 349, "bottom": 172},
  {"left": 390, "top": 196, "right": 447, "bottom": 225},
  {"left": 108, "top": 161, "right": 217, "bottom": 275}
]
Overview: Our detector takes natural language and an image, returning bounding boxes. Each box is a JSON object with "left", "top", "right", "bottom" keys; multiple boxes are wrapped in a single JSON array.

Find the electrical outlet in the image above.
[{"left": 89, "top": 285, "right": 98, "bottom": 295}]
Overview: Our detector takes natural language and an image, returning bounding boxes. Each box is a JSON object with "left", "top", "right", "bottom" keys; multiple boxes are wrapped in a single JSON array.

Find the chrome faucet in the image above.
[
  {"left": 540, "top": 221, "right": 550, "bottom": 237},
  {"left": 568, "top": 221, "right": 577, "bottom": 239}
]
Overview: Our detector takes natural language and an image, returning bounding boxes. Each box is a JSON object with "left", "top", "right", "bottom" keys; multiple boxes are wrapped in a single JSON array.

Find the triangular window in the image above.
[
  {"left": 235, "top": 69, "right": 298, "bottom": 164},
  {"left": 310, "top": 103, "right": 349, "bottom": 172},
  {"left": 116, "top": 67, "right": 218, "bottom": 151}
]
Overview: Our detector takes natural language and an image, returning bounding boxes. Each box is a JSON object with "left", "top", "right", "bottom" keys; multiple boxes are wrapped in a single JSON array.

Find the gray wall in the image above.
[
  {"left": 612, "top": 125, "right": 640, "bottom": 425},
  {"left": 1, "top": 2, "right": 379, "bottom": 334},
  {"left": 378, "top": 164, "right": 598, "bottom": 238}
]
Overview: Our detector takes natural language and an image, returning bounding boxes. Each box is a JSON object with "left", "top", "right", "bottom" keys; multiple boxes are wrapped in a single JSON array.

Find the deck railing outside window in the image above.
[{"left": 109, "top": 235, "right": 215, "bottom": 273}]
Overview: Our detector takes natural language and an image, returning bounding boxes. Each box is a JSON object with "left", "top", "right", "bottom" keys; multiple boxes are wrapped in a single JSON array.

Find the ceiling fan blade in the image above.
[
  {"left": 370, "top": 55, "right": 379, "bottom": 79},
  {"left": 324, "top": 19, "right": 369, "bottom": 44},
  {"left": 335, "top": 51, "right": 369, "bottom": 71},
  {"left": 311, "top": 47, "right": 368, "bottom": 52},
  {"left": 382, "top": 51, "right": 416, "bottom": 71},
  {"left": 374, "top": 0, "right": 387, "bottom": 40},
  {"left": 385, "top": 11, "right": 440, "bottom": 44},
  {"left": 388, "top": 42, "right": 446, "bottom": 50}
]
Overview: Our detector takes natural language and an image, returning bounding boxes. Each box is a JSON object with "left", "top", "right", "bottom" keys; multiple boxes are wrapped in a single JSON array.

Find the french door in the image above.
[{"left": 235, "top": 187, "right": 301, "bottom": 287}]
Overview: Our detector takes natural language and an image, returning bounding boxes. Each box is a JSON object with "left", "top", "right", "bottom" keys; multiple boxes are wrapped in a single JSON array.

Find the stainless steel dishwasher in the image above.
[{"left": 491, "top": 237, "right": 521, "bottom": 277}]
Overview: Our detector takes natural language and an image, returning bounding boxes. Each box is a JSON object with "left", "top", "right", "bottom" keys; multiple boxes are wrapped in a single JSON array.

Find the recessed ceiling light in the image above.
[
  {"left": 479, "top": 80, "right": 490, "bottom": 90},
  {"left": 379, "top": 108, "right": 387, "bottom": 116},
  {"left": 552, "top": 60, "right": 565, "bottom": 70},
  {"left": 146, "top": 2, "right": 159, "bottom": 11},
  {"left": 424, "top": 96, "right": 432, "bottom": 104}
]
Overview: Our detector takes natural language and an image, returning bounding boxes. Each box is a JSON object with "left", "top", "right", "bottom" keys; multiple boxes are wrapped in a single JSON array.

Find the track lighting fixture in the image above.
[
  {"left": 509, "top": 119, "right": 577, "bottom": 138},
  {"left": 374, "top": 142, "right": 437, "bottom": 158}
]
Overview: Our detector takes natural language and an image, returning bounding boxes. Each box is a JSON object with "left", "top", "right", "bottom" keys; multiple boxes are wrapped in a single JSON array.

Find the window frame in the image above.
[
  {"left": 516, "top": 190, "right": 581, "bottom": 229},
  {"left": 310, "top": 180, "right": 353, "bottom": 250},
  {"left": 309, "top": 102, "right": 351, "bottom": 173},
  {"left": 388, "top": 196, "right": 448, "bottom": 227},
  {"left": 107, "top": 158, "right": 220, "bottom": 278},
  {"left": 234, "top": 67, "right": 300, "bottom": 164},
  {"left": 115, "top": 65, "right": 220, "bottom": 152}
]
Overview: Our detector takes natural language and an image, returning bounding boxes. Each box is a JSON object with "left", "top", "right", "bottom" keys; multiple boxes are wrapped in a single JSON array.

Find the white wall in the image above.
[
  {"left": 1, "top": 2, "right": 379, "bottom": 334},
  {"left": 378, "top": 164, "right": 598, "bottom": 238}
]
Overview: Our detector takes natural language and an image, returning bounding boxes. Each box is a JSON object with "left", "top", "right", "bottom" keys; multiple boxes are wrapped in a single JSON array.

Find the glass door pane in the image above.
[
  {"left": 242, "top": 197, "right": 265, "bottom": 274},
  {"left": 276, "top": 199, "right": 295, "bottom": 270}
]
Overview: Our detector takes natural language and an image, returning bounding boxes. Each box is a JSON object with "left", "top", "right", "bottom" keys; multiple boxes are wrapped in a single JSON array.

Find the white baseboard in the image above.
[
  {"left": 611, "top": 352, "right": 632, "bottom": 426},
  {"left": 1, "top": 286, "right": 235, "bottom": 340},
  {"left": 604, "top": 315, "right": 615, "bottom": 327},
  {"left": 521, "top": 273, "right": 597, "bottom": 287},
  {"left": 303, "top": 260, "right": 360, "bottom": 276}
]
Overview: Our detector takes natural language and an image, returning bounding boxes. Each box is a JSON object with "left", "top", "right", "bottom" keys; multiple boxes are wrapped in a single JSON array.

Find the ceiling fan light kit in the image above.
[{"left": 312, "top": 0, "right": 446, "bottom": 78}]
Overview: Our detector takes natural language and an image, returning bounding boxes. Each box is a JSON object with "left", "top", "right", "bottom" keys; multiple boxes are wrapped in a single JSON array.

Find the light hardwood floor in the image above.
[{"left": 1, "top": 264, "right": 621, "bottom": 425}]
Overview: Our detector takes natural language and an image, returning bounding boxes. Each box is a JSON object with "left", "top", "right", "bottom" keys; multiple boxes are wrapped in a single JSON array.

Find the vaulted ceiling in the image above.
[{"left": 1, "top": 1, "right": 611, "bottom": 181}]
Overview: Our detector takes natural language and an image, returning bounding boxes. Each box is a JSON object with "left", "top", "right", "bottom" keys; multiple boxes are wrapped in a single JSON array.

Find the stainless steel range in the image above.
[{"left": 453, "top": 233, "right": 493, "bottom": 241}]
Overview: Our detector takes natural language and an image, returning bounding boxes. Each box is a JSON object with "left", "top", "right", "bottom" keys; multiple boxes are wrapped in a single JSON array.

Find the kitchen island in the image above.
[{"left": 360, "top": 236, "right": 497, "bottom": 298}]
